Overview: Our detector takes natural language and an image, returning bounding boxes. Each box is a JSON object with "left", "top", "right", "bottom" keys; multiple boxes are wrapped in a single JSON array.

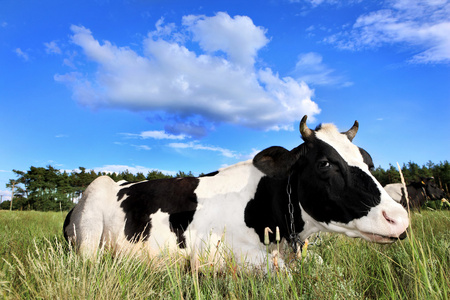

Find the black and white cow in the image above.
[
  {"left": 64, "top": 116, "right": 409, "bottom": 269},
  {"left": 384, "top": 178, "right": 446, "bottom": 210}
]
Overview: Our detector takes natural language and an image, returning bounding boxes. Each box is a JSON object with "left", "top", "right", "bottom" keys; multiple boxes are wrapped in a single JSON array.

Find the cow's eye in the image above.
[{"left": 318, "top": 161, "right": 331, "bottom": 169}]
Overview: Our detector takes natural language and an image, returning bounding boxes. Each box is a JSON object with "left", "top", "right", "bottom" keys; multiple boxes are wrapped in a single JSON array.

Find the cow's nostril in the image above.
[{"left": 383, "top": 211, "right": 396, "bottom": 224}]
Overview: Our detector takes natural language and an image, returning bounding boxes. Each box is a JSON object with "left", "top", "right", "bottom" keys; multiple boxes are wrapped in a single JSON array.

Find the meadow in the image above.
[{"left": 0, "top": 209, "right": 449, "bottom": 299}]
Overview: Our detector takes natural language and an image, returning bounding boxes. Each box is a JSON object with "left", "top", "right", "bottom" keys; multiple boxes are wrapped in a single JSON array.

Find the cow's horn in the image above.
[
  {"left": 344, "top": 120, "right": 359, "bottom": 141},
  {"left": 300, "top": 115, "right": 314, "bottom": 141}
]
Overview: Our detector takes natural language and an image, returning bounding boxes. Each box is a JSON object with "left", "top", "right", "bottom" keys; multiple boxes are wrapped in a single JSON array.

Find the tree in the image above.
[
  {"left": 176, "top": 171, "right": 194, "bottom": 178},
  {"left": 146, "top": 170, "right": 172, "bottom": 180},
  {"left": 135, "top": 172, "right": 146, "bottom": 182},
  {"left": 6, "top": 179, "right": 16, "bottom": 211}
]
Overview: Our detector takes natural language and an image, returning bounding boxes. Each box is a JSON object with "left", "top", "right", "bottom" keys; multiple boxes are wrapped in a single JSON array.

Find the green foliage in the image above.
[
  {"left": 1, "top": 210, "right": 449, "bottom": 299},
  {"left": 372, "top": 161, "right": 450, "bottom": 195},
  {"left": 2, "top": 166, "right": 187, "bottom": 212}
]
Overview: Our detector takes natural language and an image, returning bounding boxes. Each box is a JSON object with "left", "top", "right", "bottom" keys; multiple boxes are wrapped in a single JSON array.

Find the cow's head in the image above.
[
  {"left": 420, "top": 177, "right": 446, "bottom": 200},
  {"left": 254, "top": 116, "right": 409, "bottom": 243}
]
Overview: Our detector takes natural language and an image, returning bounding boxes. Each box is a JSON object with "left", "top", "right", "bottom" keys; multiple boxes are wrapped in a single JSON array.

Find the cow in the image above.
[
  {"left": 384, "top": 178, "right": 446, "bottom": 211},
  {"left": 63, "top": 116, "right": 409, "bottom": 270}
]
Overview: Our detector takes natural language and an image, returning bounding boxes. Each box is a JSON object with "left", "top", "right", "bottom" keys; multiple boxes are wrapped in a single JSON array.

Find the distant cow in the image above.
[
  {"left": 64, "top": 116, "right": 409, "bottom": 270},
  {"left": 384, "top": 178, "right": 446, "bottom": 210}
]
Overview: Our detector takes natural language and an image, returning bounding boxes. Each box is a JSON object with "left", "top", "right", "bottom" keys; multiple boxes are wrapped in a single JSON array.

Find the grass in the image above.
[{"left": 0, "top": 209, "right": 449, "bottom": 299}]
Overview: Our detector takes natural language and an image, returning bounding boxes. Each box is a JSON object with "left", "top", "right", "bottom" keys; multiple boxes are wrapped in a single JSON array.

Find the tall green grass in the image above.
[{"left": 1, "top": 210, "right": 449, "bottom": 299}]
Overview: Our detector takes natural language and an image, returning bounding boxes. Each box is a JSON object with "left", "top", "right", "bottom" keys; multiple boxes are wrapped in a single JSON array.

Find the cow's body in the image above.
[
  {"left": 384, "top": 178, "right": 446, "bottom": 210},
  {"left": 64, "top": 116, "right": 409, "bottom": 269}
]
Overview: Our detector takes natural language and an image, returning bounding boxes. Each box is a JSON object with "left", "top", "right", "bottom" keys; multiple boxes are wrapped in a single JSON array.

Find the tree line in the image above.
[
  {"left": 1, "top": 166, "right": 193, "bottom": 211},
  {"left": 1, "top": 161, "right": 449, "bottom": 211}
]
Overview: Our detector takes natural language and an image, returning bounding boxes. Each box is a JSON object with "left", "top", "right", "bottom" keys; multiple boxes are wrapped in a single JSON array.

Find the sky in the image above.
[{"left": 1, "top": 0, "right": 449, "bottom": 201}]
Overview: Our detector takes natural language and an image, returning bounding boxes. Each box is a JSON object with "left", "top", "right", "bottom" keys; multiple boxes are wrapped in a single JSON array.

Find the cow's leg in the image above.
[{"left": 245, "top": 250, "right": 287, "bottom": 273}]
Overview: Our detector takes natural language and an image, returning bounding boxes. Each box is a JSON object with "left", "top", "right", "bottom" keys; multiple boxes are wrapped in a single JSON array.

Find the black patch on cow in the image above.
[
  {"left": 245, "top": 175, "right": 305, "bottom": 245},
  {"left": 168, "top": 211, "right": 195, "bottom": 248},
  {"left": 400, "top": 178, "right": 445, "bottom": 211},
  {"left": 117, "top": 177, "right": 199, "bottom": 247},
  {"left": 422, "top": 178, "right": 446, "bottom": 200},
  {"left": 63, "top": 208, "right": 74, "bottom": 243},
  {"left": 401, "top": 183, "right": 425, "bottom": 210}
]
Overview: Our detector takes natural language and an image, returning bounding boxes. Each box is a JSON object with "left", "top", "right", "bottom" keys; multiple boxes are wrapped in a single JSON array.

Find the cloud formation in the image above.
[
  {"left": 44, "top": 41, "right": 62, "bottom": 54},
  {"left": 55, "top": 12, "right": 320, "bottom": 135},
  {"left": 168, "top": 141, "right": 237, "bottom": 158},
  {"left": 131, "top": 145, "right": 151, "bottom": 151},
  {"left": 183, "top": 12, "right": 270, "bottom": 68},
  {"left": 121, "top": 130, "right": 188, "bottom": 140},
  {"left": 325, "top": 0, "right": 450, "bottom": 64},
  {"left": 0, "top": 190, "right": 11, "bottom": 202},
  {"left": 293, "top": 52, "right": 353, "bottom": 87},
  {"left": 15, "top": 48, "right": 29, "bottom": 61}
]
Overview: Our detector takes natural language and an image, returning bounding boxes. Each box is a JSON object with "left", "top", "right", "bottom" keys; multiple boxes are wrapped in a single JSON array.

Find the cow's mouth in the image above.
[{"left": 361, "top": 231, "right": 407, "bottom": 243}]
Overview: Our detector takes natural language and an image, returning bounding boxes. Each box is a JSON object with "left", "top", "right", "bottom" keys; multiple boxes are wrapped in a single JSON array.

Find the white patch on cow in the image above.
[
  {"left": 185, "top": 160, "right": 269, "bottom": 267},
  {"left": 315, "top": 124, "right": 366, "bottom": 169},
  {"left": 147, "top": 209, "right": 179, "bottom": 254},
  {"left": 305, "top": 123, "right": 409, "bottom": 243}
]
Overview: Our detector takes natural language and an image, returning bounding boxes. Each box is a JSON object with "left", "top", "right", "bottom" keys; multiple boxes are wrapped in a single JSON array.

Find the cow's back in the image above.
[{"left": 384, "top": 183, "right": 404, "bottom": 203}]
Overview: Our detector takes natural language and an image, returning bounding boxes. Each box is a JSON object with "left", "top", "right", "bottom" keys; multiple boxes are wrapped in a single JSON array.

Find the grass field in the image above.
[{"left": 0, "top": 209, "right": 449, "bottom": 299}]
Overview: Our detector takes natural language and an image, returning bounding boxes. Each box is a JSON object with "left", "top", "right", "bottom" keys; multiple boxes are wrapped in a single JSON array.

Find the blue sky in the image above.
[{"left": 1, "top": 0, "right": 449, "bottom": 200}]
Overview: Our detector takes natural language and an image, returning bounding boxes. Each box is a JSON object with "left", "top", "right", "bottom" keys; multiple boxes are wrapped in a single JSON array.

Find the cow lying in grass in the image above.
[
  {"left": 384, "top": 178, "right": 447, "bottom": 211},
  {"left": 64, "top": 116, "right": 409, "bottom": 270}
]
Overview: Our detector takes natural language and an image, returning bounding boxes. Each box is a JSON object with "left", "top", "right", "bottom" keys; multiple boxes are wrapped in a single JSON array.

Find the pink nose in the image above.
[{"left": 383, "top": 211, "right": 409, "bottom": 239}]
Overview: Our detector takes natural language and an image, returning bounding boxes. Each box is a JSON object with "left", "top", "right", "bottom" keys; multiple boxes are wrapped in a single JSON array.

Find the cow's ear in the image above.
[
  {"left": 359, "top": 147, "right": 374, "bottom": 170},
  {"left": 253, "top": 146, "right": 299, "bottom": 178}
]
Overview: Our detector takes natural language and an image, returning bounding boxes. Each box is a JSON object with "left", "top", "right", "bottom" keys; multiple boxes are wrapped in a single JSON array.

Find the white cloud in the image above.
[
  {"left": 326, "top": 0, "right": 450, "bottom": 64},
  {"left": 169, "top": 141, "right": 237, "bottom": 158},
  {"left": 55, "top": 134, "right": 68, "bottom": 138},
  {"left": 131, "top": 145, "right": 151, "bottom": 151},
  {"left": 15, "top": 48, "right": 29, "bottom": 61},
  {"left": 240, "top": 148, "right": 261, "bottom": 161},
  {"left": 121, "top": 130, "right": 188, "bottom": 140},
  {"left": 63, "top": 58, "right": 76, "bottom": 69},
  {"left": 289, "top": 0, "right": 361, "bottom": 6},
  {"left": 44, "top": 41, "right": 62, "bottom": 54},
  {"left": 168, "top": 141, "right": 260, "bottom": 160},
  {"left": 0, "top": 190, "right": 12, "bottom": 202},
  {"left": 55, "top": 13, "right": 320, "bottom": 135},
  {"left": 182, "top": 12, "right": 269, "bottom": 68},
  {"left": 293, "top": 52, "right": 353, "bottom": 87}
]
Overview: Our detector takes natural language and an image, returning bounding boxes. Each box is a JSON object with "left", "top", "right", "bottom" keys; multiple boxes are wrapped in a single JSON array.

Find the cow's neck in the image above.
[{"left": 244, "top": 173, "right": 305, "bottom": 245}]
